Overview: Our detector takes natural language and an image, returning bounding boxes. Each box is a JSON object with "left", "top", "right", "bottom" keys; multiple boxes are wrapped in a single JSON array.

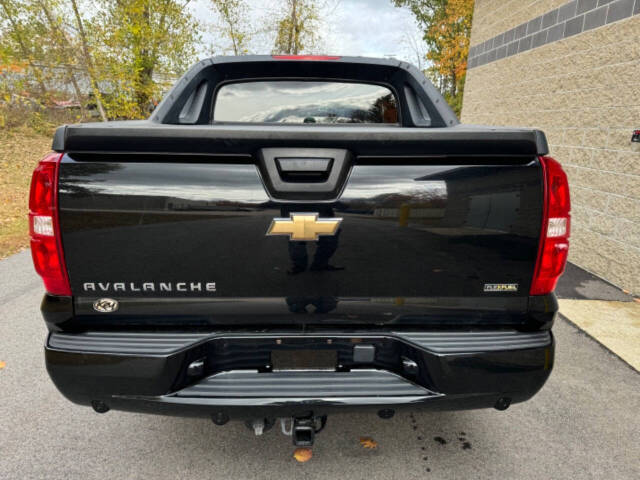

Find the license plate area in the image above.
[{"left": 271, "top": 349, "right": 337, "bottom": 371}]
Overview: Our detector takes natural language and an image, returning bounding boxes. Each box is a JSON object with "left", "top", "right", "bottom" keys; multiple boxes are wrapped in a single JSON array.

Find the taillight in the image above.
[
  {"left": 530, "top": 156, "right": 571, "bottom": 295},
  {"left": 28, "top": 152, "right": 71, "bottom": 296}
]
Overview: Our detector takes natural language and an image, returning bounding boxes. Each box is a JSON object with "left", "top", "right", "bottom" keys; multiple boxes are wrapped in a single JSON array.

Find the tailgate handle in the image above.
[
  {"left": 276, "top": 158, "right": 333, "bottom": 183},
  {"left": 258, "top": 148, "right": 352, "bottom": 201},
  {"left": 277, "top": 158, "right": 332, "bottom": 173}
]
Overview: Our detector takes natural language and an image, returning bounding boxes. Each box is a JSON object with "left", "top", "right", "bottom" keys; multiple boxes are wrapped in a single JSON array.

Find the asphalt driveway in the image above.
[{"left": 0, "top": 251, "right": 639, "bottom": 479}]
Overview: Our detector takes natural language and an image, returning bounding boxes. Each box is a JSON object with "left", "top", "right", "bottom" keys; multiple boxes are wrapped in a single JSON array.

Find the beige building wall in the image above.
[{"left": 462, "top": 0, "right": 640, "bottom": 293}]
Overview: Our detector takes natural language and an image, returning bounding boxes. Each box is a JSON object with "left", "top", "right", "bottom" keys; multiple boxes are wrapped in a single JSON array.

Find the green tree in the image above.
[
  {"left": 394, "top": 0, "right": 473, "bottom": 116},
  {"left": 1, "top": 0, "right": 201, "bottom": 122},
  {"left": 210, "top": 0, "right": 251, "bottom": 55},
  {"left": 0, "top": 0, "right": 49, "bottom": 97},
  {"left": 91, "top": 0, "right": 200, "bottom": 118},
  {"left": 272, "top": 0, "right": 320, "bottom": 55}
]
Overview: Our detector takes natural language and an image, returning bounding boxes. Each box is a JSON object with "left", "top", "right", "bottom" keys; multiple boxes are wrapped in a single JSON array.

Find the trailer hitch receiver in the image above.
[
  {"left": 281, "top": 414, "right": 327, "bottom": 446},
  {"left": 292, "top": 417, "right": 316, "bottom": 446}
]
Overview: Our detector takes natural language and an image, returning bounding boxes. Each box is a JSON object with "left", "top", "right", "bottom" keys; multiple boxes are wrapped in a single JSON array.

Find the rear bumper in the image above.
[{"left": 45, "top": 329, "right": 554, "bottom": 419}]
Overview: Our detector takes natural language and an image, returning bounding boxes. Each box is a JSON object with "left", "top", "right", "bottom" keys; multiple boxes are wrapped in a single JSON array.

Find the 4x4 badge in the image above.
[{"left": 93, "top": 298, "right": 119, "bottom": 313}]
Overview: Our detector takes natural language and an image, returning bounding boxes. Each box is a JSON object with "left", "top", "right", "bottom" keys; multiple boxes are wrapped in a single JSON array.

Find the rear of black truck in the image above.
[{"left": 31, "top": 56, "right": 570, "bottom": 442}]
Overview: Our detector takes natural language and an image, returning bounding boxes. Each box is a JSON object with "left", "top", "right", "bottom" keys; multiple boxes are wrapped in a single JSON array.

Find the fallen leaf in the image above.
[
  {"left": 359, "top": 437, "right": 378, "bottom": 449},
  {"left": 0, "top": 361, "right": 6, "bottom": 369},
  {"left": 293, "top": 448, "right": 312, "bottom": 462}
]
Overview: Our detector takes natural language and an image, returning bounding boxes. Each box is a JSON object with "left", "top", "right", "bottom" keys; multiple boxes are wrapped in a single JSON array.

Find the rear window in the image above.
[{"left": 213, "top": 81, "right": 398, "bottom": 124}]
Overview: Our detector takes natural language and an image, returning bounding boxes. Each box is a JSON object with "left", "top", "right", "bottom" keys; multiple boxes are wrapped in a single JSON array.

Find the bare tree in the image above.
[
  {"left": 272, "top": 0, "right": 319, "bottom": 55},
  {"left": 36, "top": 0, "right": 86, "bottom": 119},
  {"left": 210, "top": 0, "right": 252, "bottom": 55},
  {"left": 69, "top": 0, "right": 107, "bottom": 121},
  {"left": 402, "top": 30, "right": 427, "bottom": 71},
  {"left": 0, "top": 0, "right": 48, "bottom": 96}
]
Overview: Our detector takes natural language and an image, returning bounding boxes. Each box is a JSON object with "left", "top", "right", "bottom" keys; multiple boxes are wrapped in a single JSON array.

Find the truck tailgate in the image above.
[{"left": 56, "top": 126, "right": 544, "bottom": 327}]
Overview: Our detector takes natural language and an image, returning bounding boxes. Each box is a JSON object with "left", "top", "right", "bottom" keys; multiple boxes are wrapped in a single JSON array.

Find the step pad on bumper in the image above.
[
  {"left": 48, "top": 330, "right": 551, "bottom": 355},
  {"left": 48, "top": 331, "right": 210, "bottom": 354},
  {"left": 400, "top": 331, "right": 551, "bottom": 353},
  {"left": 175, "top": 370, "right": 431, "bottom": 398}
]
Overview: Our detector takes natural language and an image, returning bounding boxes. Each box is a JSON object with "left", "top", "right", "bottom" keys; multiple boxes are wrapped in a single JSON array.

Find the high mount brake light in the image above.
[
  {"left": 28, "top": 152, "right": 71, "bottom": 296},
  {"left": 530, "top": 156, "right": 571, "bottom": 295},
  {"left": 271, "top": 55, "right": 341, "bottom": 60}
]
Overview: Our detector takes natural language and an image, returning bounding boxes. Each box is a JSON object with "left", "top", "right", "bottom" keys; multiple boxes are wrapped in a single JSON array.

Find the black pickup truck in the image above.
[{"left": 30, "top": 56, "right": 570, "bottom": 445}]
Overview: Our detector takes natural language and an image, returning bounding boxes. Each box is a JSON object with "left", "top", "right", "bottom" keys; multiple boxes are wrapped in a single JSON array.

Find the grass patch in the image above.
[{"left": 0, "top": 128, "right": 52, "bottom": 259}]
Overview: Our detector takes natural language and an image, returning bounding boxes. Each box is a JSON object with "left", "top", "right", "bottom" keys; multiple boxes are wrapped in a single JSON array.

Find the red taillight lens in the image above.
[
  {"left": 271, "top": 55, "right": 341, "bottom": 60},
  {"left": 530, "top": 156, "right": 571, "bottom": 295},
  {"left": 28, "top": 152, "right": 71, "bottom": 296}
]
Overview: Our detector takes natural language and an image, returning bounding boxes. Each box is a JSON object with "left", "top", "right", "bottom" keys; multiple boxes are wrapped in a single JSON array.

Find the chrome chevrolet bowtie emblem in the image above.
[{"left": 267, "top": 213, "right": 342, "bottom": 241}]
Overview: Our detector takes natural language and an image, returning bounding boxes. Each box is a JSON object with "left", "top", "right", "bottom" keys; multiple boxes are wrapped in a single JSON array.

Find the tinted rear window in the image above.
[{"left": 213, "top": 81, "right": 398, "bottom": 124}]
